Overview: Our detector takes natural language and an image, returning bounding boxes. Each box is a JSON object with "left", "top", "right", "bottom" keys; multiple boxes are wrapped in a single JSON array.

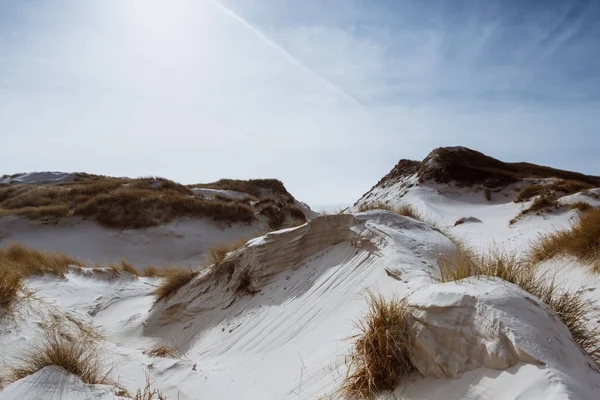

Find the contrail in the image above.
[{"left": 207, "top": 0, "right": 375, "bottom": 112}]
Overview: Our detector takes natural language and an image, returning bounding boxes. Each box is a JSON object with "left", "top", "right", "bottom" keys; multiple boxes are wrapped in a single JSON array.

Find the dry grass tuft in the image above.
[
  {"left": 510, "top": 195, "right": 559, "bottom": 224},
  {"left": 565, "top": 201, "right": 592, "bottom": 212},
  {"left": 118, "top": 260, "right": 139, "bottom": 276},
  {"left": 340, "top": 292, "right": 414, "bottom": 399},
  {"left": 484, "top": 188, "right": 492, "bottom": 201},
  {"left": 454, "top": 217, "right": 466, "bottom": 226},
  {"left": 439, "top": 246, "right": 600, "bottom": 365},
  {"left": 144, "top": 346, "right": 183, "bottom": 359},
  {"left": 207, "top": 238, "right": 249, "bottom": 266},
  {"left": 530, "top": 208, "right": 600, "bottom": 269},
  {"left": 515, "top": 180, "right": 593, "bottom": 203},
  {"left": 142, "top": 266, "right": 160, "bottom": 277},
  {"left": 133, "top": 377, "right": 168, "bottom": 400},
  {"left": 357, "top": 202, "right": 424, "bottom": 222},
  {"left": 0, "top": 242, "right": 85, "bottom": 277},
  {"left": 154, "top": 268, "right": 198, "bottom": 302},
  {"left": 0, "top": 266, "right": 24, "bottom": 311},
  {"left": 9, "top": 332, "right": 108, "bottom": 385}
]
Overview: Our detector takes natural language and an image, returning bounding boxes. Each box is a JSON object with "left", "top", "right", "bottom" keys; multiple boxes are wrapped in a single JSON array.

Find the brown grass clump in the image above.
[
  {"left": 510, "top": 195, "right": 559, "bottom": 224},
  {"left": 454, "top": 217, "right": 466, "bottom": 226},
  {"left": 357, "top": 202, "right": 424, "bottom": 222},
  {"left": 340, "top": 292, "right": 414, "bottom": 399},
  {"left": 0, "top": 205, "right": 70, "bottom": 220},
  {"left": 142, "top": 266, "right": 160, "bottom": 277},
  {"left": 438, "top": 247, "right": 600, "bottom": 365},
  {"left": 484, "top": 188, "right": 492, "bottom": 201},
  {"left": 530, "top": 208, "right": 600, "bottom": 269},
  {"left": 154, "top": 268, "right": 198, "bottom": 302},
  {"left": 144, "top": 346, "right": 183, "bottom": 359},
  {"left": 9, "top": 332, "right": 108, "bottom": 385},
  {"left": 514, "top": 180, "right": 594, "bottom": 203},
  {"left": 565, "top": 201, "right": 592, "bottom": 212},
  {"left": 0, "top": 242, "right": 85, "bottom": 277},
  {"left": 133, "top": 377, "right": 167, "bottom": 400},
  {"left": 0, "top": 266, "right": 24, "bottom": 310},
  {"left": 514, "top": 185, "right": 545, "bottom": 202}
]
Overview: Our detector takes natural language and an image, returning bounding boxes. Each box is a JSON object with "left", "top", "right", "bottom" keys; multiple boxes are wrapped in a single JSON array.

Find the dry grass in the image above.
[
  {"left": 0, "top": 265, "right": 24, "bottom": 311},
  {"left": 207, "top": 238, "right": 251, "bottom": 266},
  {"left": 530, "top": 208, "right": 600, "bottom": 270},
  {"left": 565, "top": 201, "right": 592, "bottom": 212},
  {"left": 357, "top": 202, "right": 424, "bottom": 222},
  {"left": 0, "top": 243, "right": 84, "bottom": 310},
  {"left": 133, "top": 377, "right": 167, "bottom": 400},
  {"left": 0, "top": 242, "right": 85, "bottom": 277},
  {"left": 154, "top": 268, "right": 198, "bottom": 302},
  {"left": 0, "top": 205, "right": 70, "bottom": 219},
  {"left": 510, "top": 195, "right": 559, "bottom": 224},
  {"left": 9, "top": 332, "right": 108, "bottom": 385},
  {"left": 454, "top": 217, "right": 466, "bottom": 226},
  {"left": 340, "top": 292, "right": 414, "bottom": 399},
  {"left": 142, "top": 266, "right": 160, "bottom": 277},
  {"left": 0, "top": 175, "right": 308, "bottom": 230},
  {"left": 514, "top": 180, "right": 593, "bottom": 203},
  {"left": 484, "top": 188, "right": 492, "bottom": 201},
  {"left": 144, "top": 346, "right": 183, "bottom": 359},
  {"left": 438, "top": 247, "right": 600, "bottom": 365},
  {"left": 74, "top": 188, "right": 256, "bottom": 229}
]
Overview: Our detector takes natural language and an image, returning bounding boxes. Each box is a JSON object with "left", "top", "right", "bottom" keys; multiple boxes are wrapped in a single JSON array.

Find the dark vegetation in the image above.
[
  {"left": 0, "top": 175, "right": 306, "bottom": 230},
  {"left": 419, "top": 147, "right": 600, "bottom": 188}
]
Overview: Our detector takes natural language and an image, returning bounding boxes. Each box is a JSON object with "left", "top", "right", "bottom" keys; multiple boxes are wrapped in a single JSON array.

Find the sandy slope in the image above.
[
  {"left": 0, "top": 215, "right": 264, "bottom": 268},
  {"left": 2, "top": 211, "right": 599, "bottom": 399}
]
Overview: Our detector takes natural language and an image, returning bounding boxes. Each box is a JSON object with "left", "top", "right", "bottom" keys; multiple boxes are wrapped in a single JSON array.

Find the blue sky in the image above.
[{"left": 1, "top": 0, "right": 599, "bottom": 206}]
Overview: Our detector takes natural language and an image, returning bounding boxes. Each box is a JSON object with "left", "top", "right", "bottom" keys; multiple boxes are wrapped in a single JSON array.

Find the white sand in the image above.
[{"left": 1, "top": 210, "right": 599, "bottom": 399}]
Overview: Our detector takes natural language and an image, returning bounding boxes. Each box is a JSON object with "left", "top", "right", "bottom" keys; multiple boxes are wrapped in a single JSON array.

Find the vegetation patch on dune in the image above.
[
  {"left": 419, "top": 147, "right": 600, "bottom": 188},
  {"left": 74, "top": 188, "right": 256, "bottom": 229},
  {"left": 438, "top": 247, "right": 600, "bottom": 365},
  {"left": 0, "top": 264, "right": 24, "bottom": 311},
  {"left": 154, "top": 268, "right": 198, "bottom": 302},
  {"left": 514, "top": 180, "right": 594, "bottom": 203},
  {"left": 0, "top": 242, "right": 85, "bottom": 277},
  {"left": 340, "top": 292, "right": 414, "bottom": 399},
  {"left": 191, "top": 178, "right": 292, "bottom": 198},
  {"left": 0, "top": 175, "right": 307, "bottom": 229},
  {"left": 132, "top": 377, "right": 168, "bottom": 400},
  {"left": 530, "top": 208, "right": 600, "bottom": 271},
  {"left": 9, "top": 331, "right": 108, "bottom": 385},
  {"left": 357, "top": 202, "right": 424, "bottom": 222},
  {"left": 144, "top": 345, "right": 183, "bottom": 359}
]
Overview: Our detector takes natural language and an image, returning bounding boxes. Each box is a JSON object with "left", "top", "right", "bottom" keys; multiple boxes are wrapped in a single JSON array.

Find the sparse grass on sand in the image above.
[
  {"left": 144, "top": 346, "right": 183, "bottom": 359},
  {"left": 0, "top": 265, "right": 24, "bottom": 311},
  {"left": 357, "top": 202, "right": 424, "bottom": 222},
  {"left": 133, "top": 377, "right": 167, "bottom": 400},
  {"left": 340, "top": 292, "right": 414, "bottom": 399},
  {"left": 154, "top": 268, "right": 198, "bottom": 302},
  {"left": 530, "top": 208, "right": 600, "bottom": 271},
  {"left": 438, "top": 247, "right": 600, "bottom": 365},
  {"left": 9, "top": 331, "right": 108, "bottom": 385},
  {"left": 0, "top": 242, "right": 85, "bottom": 277},
  {"left": 510, "top": 195, "right": 559, "bottom": 224},
  {"left": 514, "top": 180, "right": 593, "bottom": 203}
]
